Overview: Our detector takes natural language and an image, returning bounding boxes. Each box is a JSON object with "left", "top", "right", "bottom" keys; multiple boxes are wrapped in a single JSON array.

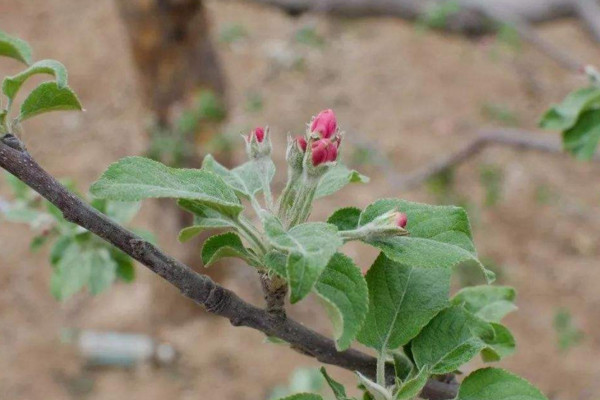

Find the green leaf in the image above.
[
  {"left": 451, "top": 285, "right": 517, "bottom": 322},
  {"left": 263, "top": 250, "right": 287, "bottom": 277},
  {"left": 0, "top": 109, "right": 6, "bottom": 132},
  {"left": 314, "top": 253, "right": 369, "bottom": 351},
  {"left": 392, "top": 352, "right": 414, "bottom": 381},
  {"left": 50, "top": 243, "right": 92, "bottom": 300},
  {"left": 50, "top": 236, "right": 73, "bottom": 266},
  {"left": 2, "top": 59, "right": 68, "bottom": 101},
  {"left": 105, "top": 201, "right": 141, "bottom": 225},
  {"left": 276, "top": 394, "right": 323, "bottom": 400},
  {"left": 88, "top": 248, "right": 118, "bottom": 295},
  {"left": 320, "top": 368, "right": 350, "bottom": 400},
  {"left": 411, "top": 305, "right": 495, "bottom": 374},
  {"left": 393, "top": 367, "right": 429, "bottom": 400},
  {"left": 113, "top": 250, "right": 135, "bottom": 282},
  {"left": 201, "top": 232, "right": 254, "bottom": 267},
  {"left": 540, "top": 87, "right": 600, "bottom": 131},
  {"left": 355, "top": 372, "right": 390, "bottom": 400},
  {"left": 359, "top": 199, "right": 494, "bottom": 283},
  {"left": 327, "top": 207, "right": 361, "bottom": 231},
  {"left": 18, "top": 82, "right": 82, "bottom": 121},
  {"left": 262, "top": 213, "right": 343, "bottom": 303},
  {"left": 315, "top": 164, "right": 369, "bottom": 199},
  {"left": 357, "top": 253, "right": 451, "bottom": 353},
  {"left": 481, "top": 322, "right": 516, "bottom": 362},
  {"left": 202, "top": 154, "right": 275, "bottom": 198},
  {"left": 0, "top": 31, "right": 32, "bottom": 65},
  {"left": 90, "top": 157, "right": 243, "bottom": 216},
  {"left": 177, "top": 199, "right": 235, "bottom": 242},
  {"left": 457, "top": 368, "right": 548, "bottom": 400},
  {"left": 562, "top": 109, "right": 600, "bottom": 160}
]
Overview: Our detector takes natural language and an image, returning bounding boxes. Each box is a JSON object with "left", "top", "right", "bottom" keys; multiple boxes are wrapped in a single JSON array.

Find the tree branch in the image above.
[
  {"left": 391, "top": 128, "right": 600, "bottom": 191},
  {"left": 573, "top": 0, "right": 600, "bottom": 43},
  {"left": 0, "top": 133, "right": 457, "bottom": 399}
]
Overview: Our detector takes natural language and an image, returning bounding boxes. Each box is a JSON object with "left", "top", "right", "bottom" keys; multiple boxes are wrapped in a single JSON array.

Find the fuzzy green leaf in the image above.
[
  {"left": 562, "top": 109, "right": 600, "bottom": 160},
  {"left": 2, "top": 59, "right": 67, "bottom": 101},
  {"left": 314, "top": 253, "right": 369, "bottom": 350},
  {"left": 357, "top": 253, "right": 450, "bottom": 353},
  {"left": 202, "top": 154, "right": 275, "bottom": 198},
  {"left": 276, "top": 394, "right": 324, "bottom": 400},
  {"left": 315, "top": 164, "right": 369, "bottom": 198},
  {"left": 201, "top": 232, "right": 253, "bottom": 267},
  {"left": 481, "top": 323, "right": 516, "bottom": 362},
  {"left": 394, "top": 367, "right": 429, "bottom": 400},
  {"left": 88, "top": 249, "right": 118, "bottom": 295},
  {"left": 0, "top": 31, "right": 32, "bottom": 65},
  {"left": 18, "top": 82, "right": 82, "bottom": 121},
  {"left": 451, "top": 285, "right": 517, "bottom": 322},
  {"left": 320, "top": 368, "right": 350, "bottom": 400},
  {"left": 359, "top": 199, "right": 494, "bottom": 283},
  {"left": 262, "top": 213, "right": 342, "bottom": 302},
  {"left": 327, "top": 207, "right": 361, "bottom": 231},
  {"left": 90, "top": 157, "right": 243, "bottom": 216},
  {"left": 540, "top": 86, "right": 600, "bottom": 131},
  {"left": 411, "top": 306, "right": 495, "bottom": 374},
  {"left": 177, "top": 199, "right": 236, "bottom": 242},
  {"left": 457, "top": 368, "right": 548, "bottom": 400},
  {"left": 50, "top": 243, "right": 92, "bottom": 300}
]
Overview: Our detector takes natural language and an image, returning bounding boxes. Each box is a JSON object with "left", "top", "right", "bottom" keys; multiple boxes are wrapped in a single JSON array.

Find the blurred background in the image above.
[{"left": 1, "top": 0, "right": 600, "bottom": 399}]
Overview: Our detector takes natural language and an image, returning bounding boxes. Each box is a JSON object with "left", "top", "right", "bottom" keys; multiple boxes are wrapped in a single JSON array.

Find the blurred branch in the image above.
[
  {"left": 573, "top": 0, "right": 600, "bottom": 43},
  {"left": 244, "top": 0, "right": 588, "bottom": 71},
  {"left": 392, "top": 128, "right": 600, "bottom": 191},
  {"left": 0, "top": 133, "right": 457, "bottom": 400}
]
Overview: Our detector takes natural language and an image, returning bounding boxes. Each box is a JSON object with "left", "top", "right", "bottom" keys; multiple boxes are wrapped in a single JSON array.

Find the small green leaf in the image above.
[
  {"left": 113, "top": 250, "right": 135, "bottom": 282},
  {"left": 276, "top": 394, "right": 324, "bottom": 400},
  {"left": 457, "top": 368, "right": 548, "bottom": 400},
  {"left": 355, "top": 372, "right": 390, "bottom": 400},
  {"left": 314, "top": 253, "right": 369, "bottom": 351},
  {"left": 540, "top": 87, "right": 600, "bottom": 131},
  {"left": 0, "top": 110, "right": 7, "bottom": 132},
  {"left": 357, "top": 253, "right": 450, "bottom": 353},
  {"left": 50, "top": 243, "right": 92, "bottom": 300},
  {"left": 411, "top": 305, "right": 495, "bottom": 374},
  {"left": 327, "top": 207, "right": 361, "bottom": 231},
  {"left": 359, "top": 199, "right": 494, "bottom": 283},
  {"left": 50, "top": 236, "right": 72, "bottom": 266},
  {"left": 562, "top": 110, "right": 600, "bottom": 160},
  {"left": 90, "top": 157, "right": 243, "bottom": 216},
  {"left": 451, "top": 285, "right": 517, "bottom": 322},
  {"left": 202, "top": 154, "right": 275, "bottom": 198},
  {"left": 393, "top": 367, "right": 429, "bottom": 400},
  {"left": 2, "top": 59, "right": 68, "bottom": 101},
  {"left": 88, "top": 248, "right": 118, "bottom": 295},
  {"left": 262, "top": 213, "right": 343, "bottom": 303},
  {"left": 19, "top": 82, "right": 82, "bottom": 121},
  {"left": 481, "top": 323, "right": 516, "bottom": 362},
  {"left": 392, "top": 352, "right": 414, "bottom": 381},
  {"left": 105, "top": 201, "right": 141, "bottom": 225},
  {"left": 0, "top": 31, "right": 32, "bottom": 65},
  {"left": 177, "top": 200, "right": 236, "bottom": 241},
  {"left": 201, "top": 232, "right": 253, "bottom": 267},
  {"left": 320, "top": 368, "right": 350, "bottom": 400},
  {"left": 315, "top": 164, "right": 369, "bottom": 198}
]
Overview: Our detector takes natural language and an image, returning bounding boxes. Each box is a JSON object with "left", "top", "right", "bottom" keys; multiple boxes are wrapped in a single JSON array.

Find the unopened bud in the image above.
[
  {"left": 393, "top": 212, "right": 408, "bottom": 228},
  {"left": 310, "top": 109, "right": 337, "bottom": 139},
  {"left": 244, "top": 126, "right": 271, "bottom": 159},
  {"left": 311, "top": 138, "right": 338, "bottom": 166}
]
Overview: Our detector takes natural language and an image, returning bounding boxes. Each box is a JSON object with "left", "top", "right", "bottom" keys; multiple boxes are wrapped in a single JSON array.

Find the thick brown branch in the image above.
[
  {"left": 0, "top": 134, "right": 457, "bottom": 399},
  {"left": 392, "top": 128, "right": 600, "bottom": 191}
]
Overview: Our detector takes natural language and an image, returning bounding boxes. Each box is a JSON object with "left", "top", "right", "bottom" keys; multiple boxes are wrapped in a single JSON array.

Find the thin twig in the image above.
[
  {"left": 392, "top": 128, "right": 600, "bottom": 191},
  {"left": 0, "top": 133, "right": 457, "bottom": 400}
]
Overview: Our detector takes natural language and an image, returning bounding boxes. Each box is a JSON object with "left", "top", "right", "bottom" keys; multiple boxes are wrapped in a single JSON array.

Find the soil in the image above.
[{"left": 1, "top": 1, "right": 600, "bottom": 399}]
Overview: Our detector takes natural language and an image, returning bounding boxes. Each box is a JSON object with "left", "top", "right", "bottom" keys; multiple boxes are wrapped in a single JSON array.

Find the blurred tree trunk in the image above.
[
  {"left": 115, "top": 0, "right": 225, "bottom": 125},
  {"left": 115, "top": 0, "right": 229, "bottom": 322}
]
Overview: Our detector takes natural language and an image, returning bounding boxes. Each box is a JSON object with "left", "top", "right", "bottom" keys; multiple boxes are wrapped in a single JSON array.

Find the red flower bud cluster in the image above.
[
  {"left": 393, "top": 212, "right": 408, "bottom": 228},
  {"left": 294, "top": 109, "right": 341, "bottom": 166}
]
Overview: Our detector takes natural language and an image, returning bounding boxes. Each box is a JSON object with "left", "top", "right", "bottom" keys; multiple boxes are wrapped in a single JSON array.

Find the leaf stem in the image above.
[
  {"left": 377, "top": 351, "right": 387, "bottom": 388},
  {"left": 235, "top": 215, "right": 267, "bottom": 256}
]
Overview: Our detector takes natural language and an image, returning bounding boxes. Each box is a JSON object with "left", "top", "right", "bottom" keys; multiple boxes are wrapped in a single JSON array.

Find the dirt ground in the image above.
[{"left": 1, "top": 1, "right": 600, "bottom": 399}]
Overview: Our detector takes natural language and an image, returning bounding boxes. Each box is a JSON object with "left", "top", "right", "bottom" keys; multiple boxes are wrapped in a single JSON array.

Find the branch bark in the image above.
[
  {"left": 391, "top": 128, "right": 600, "bottom": 191},
  {"left": 0, "top": 133, "right": 457, "bottom": 400}
]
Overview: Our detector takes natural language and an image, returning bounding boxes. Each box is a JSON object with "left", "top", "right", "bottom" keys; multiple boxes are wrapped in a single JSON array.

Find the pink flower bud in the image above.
[
  {"left": 310, "top": 109, "right": 337, "bottom": 139},
  {"left": 252, "top": 127, "right": 265, "bottom": 142},
  {"left": 393, "top": 212, "right": 408, "bottom": 228},
  {"left": 311, "top": 139, "right": 338, "bottom": 166},
  {"left": 296, "top": 136, "right": 307, "bottom": 152}
]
